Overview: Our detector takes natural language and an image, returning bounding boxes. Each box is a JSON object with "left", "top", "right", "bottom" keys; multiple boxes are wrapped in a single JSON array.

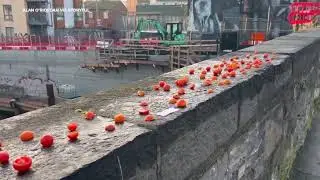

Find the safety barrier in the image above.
[
  {"left": 288, "top": 2, "right": 320, "bottom": 25},
  {"left": 0, "top": 34, "right": 99, "bottom": 51},
  {"left": 0, "top": 45, "right": 95, "bottom": 51}
]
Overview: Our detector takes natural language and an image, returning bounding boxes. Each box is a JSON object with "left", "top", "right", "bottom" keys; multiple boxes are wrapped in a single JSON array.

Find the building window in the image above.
[
  {"left": 103, "top": 11, "right": 109, "bottom": 19},
  {"left": 56, "top": 11, "right": 64, "bottom": 21},
  {"left": 3, "top": 5, "right": 13, "bottom": 21},
  {"left": 88, "top": 12, "right": 93, "bottom": 19},
  {"left": 5, "top": 27, "right": 14, "bottom": 37},
  {"left": 74, "top": 12, "right": 83, "bottom": 21}
]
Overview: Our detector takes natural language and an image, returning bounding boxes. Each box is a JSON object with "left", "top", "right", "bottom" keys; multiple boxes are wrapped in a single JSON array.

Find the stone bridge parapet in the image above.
[{"left": 0, "top": 29, "right": 320, "bottom": 180}]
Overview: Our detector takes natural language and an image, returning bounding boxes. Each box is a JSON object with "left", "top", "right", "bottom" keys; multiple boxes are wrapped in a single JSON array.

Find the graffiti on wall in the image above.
[
  {"left": 0, "top": 65, "right": 57, "bottom": 97},
  {"left": 188, "top": 0, "right": 222, "bottom": 33},
  {"left": 188, "top": 0, "right": 241, "bottom": 37},
  {"left": 188, "top": 0, "right": 294, "bottom": 38}
]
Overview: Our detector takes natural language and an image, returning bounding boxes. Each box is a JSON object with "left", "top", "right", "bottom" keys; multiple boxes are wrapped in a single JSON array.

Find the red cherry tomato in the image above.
[
  {"left": 0, "top": 151, "right": 9, "bottom": 164},
  {"left": 67, "top": 122, "right": 78, "bottom": 131},
  {"left": 188, "top": 69, "right": 195, "bottom": 75},
  {"left": 159, "top": 81, "right": 166, "bottom": 87},
  {"left": 163, "top": 84, "right": 171, "bottom": 91},
  {"left": 105, "top": 125, "right": 115, "bottom": 132},
  {"left": 67, "top": 131, "right": 79, "bottom": 142},
  {"left": 139, "top": 109, "right": 150, "bottom": 115},
  {"left": 40, "top": 134, "right": 54, "bottom": 148},
  {"left": 85, "top": 111, "right": 95, "bottom": 120},
  {"left": 13, "top": 156, "right": 32, "bottom": 173}
]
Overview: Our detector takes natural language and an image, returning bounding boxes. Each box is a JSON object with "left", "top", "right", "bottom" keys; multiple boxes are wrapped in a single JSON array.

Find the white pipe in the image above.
[
  {"left": 266, "top": 6, "right": 271, "bottom": 35},
  {"left": 83, "top": 0, "right": 86, "bottom": 26}
]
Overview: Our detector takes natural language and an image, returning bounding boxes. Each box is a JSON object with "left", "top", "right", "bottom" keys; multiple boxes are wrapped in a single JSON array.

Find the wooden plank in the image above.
[
  {"left": 107, "top": 53, "right": 149, "bottom": 57},
  {"left": 111, "top": 60, "right": 168, "bottom": 66},
  {"left": 81, "top": 64, "right": 121, "bottom": 68}
]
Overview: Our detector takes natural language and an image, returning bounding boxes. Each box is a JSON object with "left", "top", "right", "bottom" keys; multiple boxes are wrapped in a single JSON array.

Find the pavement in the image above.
[{"left": 292, "top": 115, "right": 320, "bottom": 180}]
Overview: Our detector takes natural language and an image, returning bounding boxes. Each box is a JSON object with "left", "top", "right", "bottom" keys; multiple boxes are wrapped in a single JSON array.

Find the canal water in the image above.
[
  {"left": 0, "top": 51, "right": 169, "bottom": 96},
  {"left": 0, "top": 50, "right": 170, "bottom": 119}
]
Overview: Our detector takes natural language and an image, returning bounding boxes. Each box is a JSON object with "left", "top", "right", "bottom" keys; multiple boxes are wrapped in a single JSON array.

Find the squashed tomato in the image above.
[
  {"left": 140, "top": 101, "right": 148, "bottom": 107},
  {"left": 145, "top": 115, "right": 155, "bottom": 121},
  {"left": 139, "top": 109, "right": 150, "bottom": 115},
  {"left": 153, "top": 85, "right": 160, "bottom": 91},
  {"left": 105, "top": 124, "right": 115, "bottom": 132},
  {"left": 13, "top": 156, "right": 32, "bottom": 173}
]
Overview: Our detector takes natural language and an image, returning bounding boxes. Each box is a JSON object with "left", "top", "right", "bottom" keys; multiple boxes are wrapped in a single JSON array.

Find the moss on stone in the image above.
[
  {"left": 305, "top": 97, "right": 320, "bottom": 131},
  {"left": 313, "top": 97, "right": 320, "bottom": 112},
  {"left": 305, "top": 108, "right": 314, "bottom": 131},
  {"left": 279, "top": 146, "right": 297, "bottom": 180},
  {"left": 281, "top": 97, "right": 320, "bottom": 179}
]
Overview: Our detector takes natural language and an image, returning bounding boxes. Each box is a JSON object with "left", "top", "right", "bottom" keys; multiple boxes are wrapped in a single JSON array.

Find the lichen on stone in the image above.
[{"left": 279, "top": 145, "right": 297, "bottom": 180}]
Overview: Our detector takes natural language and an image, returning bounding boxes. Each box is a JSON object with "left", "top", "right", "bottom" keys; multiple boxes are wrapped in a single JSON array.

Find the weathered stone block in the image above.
[
  {"left": 160, "top": 103, "right": 238, "bottom": 180},
  {"left": 263, "top": 104, "right": 284, "bottom": 159}
]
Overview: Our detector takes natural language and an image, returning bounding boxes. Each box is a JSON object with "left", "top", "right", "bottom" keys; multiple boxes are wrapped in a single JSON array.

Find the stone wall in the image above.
[{"left": 0, "top": 29, "right": 319, "bottom": 180}]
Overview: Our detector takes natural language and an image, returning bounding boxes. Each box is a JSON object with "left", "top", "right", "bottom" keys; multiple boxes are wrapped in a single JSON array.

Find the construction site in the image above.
[{"left": 0, "top": 0, "right": 298, "bottom": 117}]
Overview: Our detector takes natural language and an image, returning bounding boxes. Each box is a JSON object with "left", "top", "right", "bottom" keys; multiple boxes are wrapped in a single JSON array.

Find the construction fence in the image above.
[
  {"left": 222, "top": 17, "right": 293, "bottom": 44},
  {"left": 0, "top": 30, "right": 126, "bottom": 51}
]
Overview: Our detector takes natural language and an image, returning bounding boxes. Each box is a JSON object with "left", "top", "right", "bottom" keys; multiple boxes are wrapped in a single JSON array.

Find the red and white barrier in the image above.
[{"left": 0, "top": 45, "right": 94, "bottom": 51}]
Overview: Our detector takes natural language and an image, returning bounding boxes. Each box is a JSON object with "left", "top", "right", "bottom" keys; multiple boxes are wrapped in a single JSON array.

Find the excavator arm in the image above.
[{"left": 134, "top": 18, "right": 168, "bottom": 40}]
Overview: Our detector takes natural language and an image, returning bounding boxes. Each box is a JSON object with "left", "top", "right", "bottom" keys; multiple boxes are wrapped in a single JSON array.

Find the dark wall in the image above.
[
  {"left": 188, "top": 0, "right": 293, "bottom": 39},
  {"left": 188, "top": 0, "right": 239, "bottom": 34}
]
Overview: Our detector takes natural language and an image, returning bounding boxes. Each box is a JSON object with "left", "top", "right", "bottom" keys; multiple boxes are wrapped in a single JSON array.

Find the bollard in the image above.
[
  {"left": 9, "top": 99, "right": 21, "bottom": 115},
  {"left": 46, "top": 84, "right": 55, "bottom": 106}
]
